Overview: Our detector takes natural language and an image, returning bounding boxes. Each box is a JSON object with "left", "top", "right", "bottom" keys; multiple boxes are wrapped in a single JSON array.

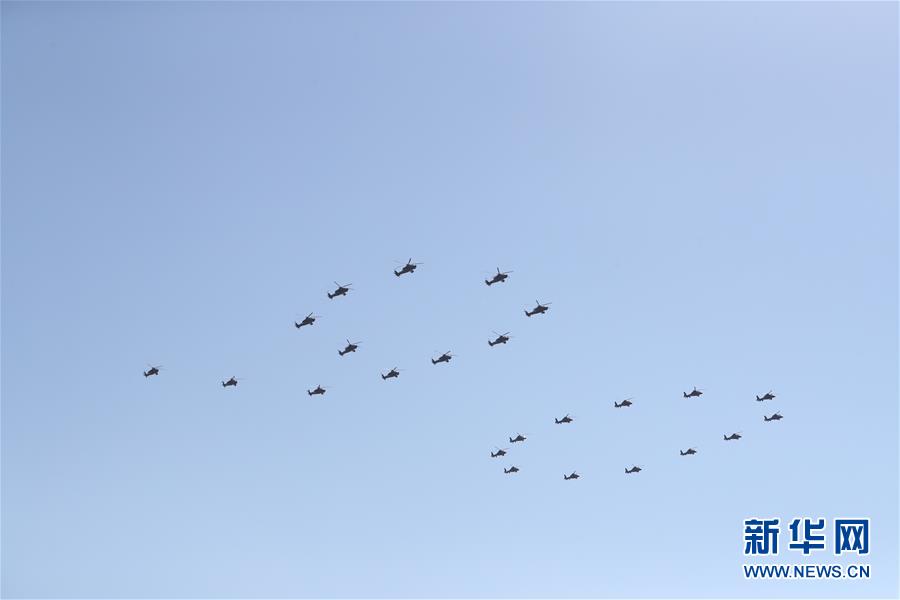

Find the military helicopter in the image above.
[
  {"left": 625, "top": 466, "right": 642, "bottom": 474},
  {"left": 525, "top": 300, "right": 551, "bottom": 317},
  {"left": 683, "top": 387, "right": 703, "bottom": 398},
  {"left": 143, "top": 365, "right": 162, "bottom": 378},
  {"left": 679, "top": 448, "right": 698, "bottom": 456},
  {"left": 327, "top": 282, "right": 352, "bottom": 299},
  {"left": 509, "top": 433, "right": 527, "bottom": 443},
  {"left": 614, "top": 398, "right": 633, "bottom": 408},
  {"left": 394, "top": 258, "right": 422, "bottom": 277},
  {"left": 764, "top": 412, "right": 783, "bottom": 422},
  {"left": 307, "top": 385, "right": 327, "bottom": 396},
  {"left": 485, "top": 267, "right": 513, "bottom": 286},
  {"left": 490, "top": 447, "right": 508, "bottom": 458},
  {"left": 756, "top": 391, "right": 776, "bottom": 402},
  {"left": 563, "top": 471, "right": 580, "bottom": 480},
  {"left": 488, "top": 331, "right": 511, "bottom": 347},
  {"left": 504, "top": 466, "right": 520, "bottom": 474},
  {"left": 431, "top": 351, "right": 453, "bottom": 365},
  {"left": 294, "top": 313, "right": 319, "bottom": 328},
  {"left": 221, "top": 376, "right": 240, "bottom": 388},
  {"left": 724, "top": 432, "right": 742, "bottom": 441},
  {"left": 554, "top": 414, "right": 574, "bottom": 424},
  {"left": 381, "top": 368, "right": 402, "bottom": 380},
  {"left": 338, "top": 340, "right": 361, "bottom": 356}
]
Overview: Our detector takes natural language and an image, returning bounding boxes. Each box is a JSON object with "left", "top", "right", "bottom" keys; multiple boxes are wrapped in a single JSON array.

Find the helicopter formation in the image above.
[
  {"left": 490, "top": 387, "right": 783, "bottom": 478},
  {"left": 144, "top": 260, "right": 783, "bottom": 481}
]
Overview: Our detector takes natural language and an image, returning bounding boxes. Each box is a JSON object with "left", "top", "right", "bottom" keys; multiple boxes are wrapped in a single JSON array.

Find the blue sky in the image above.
[{"left": 2, "top": 2, "right": 897, "bottom": 598}]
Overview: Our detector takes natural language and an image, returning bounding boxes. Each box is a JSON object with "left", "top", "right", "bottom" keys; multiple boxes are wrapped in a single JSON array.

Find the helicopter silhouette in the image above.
[
  {"left": 221, "top": 376, "right": 240, "bottom": 388},
  {"left": 504, "top": 466, "right": 520, "bottom": 474},
  {"left": 381, "top": 368, "right": 402, "bottom": 380},
  {"left": 307, "top": 385, "right": 327, "bottom": 396},
  {"left": 394, "top": 259, "right": 422, "bottom": 277},
  {"left": 488, "top": 331, "right": 511, "bottom": 347},
  {"left": 525, "top": 300, "right": 551, "bottom": 317},
  {"left": 143, "top": 365, "right": 162, "bottom": 378},
  {"left": 724, "top": 432, "right": 742, "bottom": 441},
  {"left": 554, "top": 414, "right": 574, "bottom": 424},
  {"left": 338, "top": 340, "right": 361, "bottom": 356},
  {"left": 509, "top": 433, "right": 527, "bottom": 443},
  {"left": 764, "top": 413, "right": 783, "bottom": 422},
  {"left": 431, "top": 351, "right": 453, "bottom": 365},
  {"left": 485, "top": 267, "right": 513, "bottom": 286},
  {"left": 563, "top": 471, "right": 580, "bottom": 480},
  {"left": 328, "top": 282, "right": 352, "bottom": 299},
  {"left": 490, "top": 447, "right": 508, "bottom": 458},
  {"left": 683, "top": 387, "right": 703, "bottom": 398},
  {"left": 680, "top": 448, "right": 698, "bottom": 456},
  {"left": 625, "top": 466, "right": 642, "bottom": 474},
  {"left": 294, "top": 313, "right": 319, "bottom": 328},
  {"left": 614, "top": 398, "right": 633, "bottom": 408},
  {"left": 756, "top": 391, "right": 776, "bottom": 401}
]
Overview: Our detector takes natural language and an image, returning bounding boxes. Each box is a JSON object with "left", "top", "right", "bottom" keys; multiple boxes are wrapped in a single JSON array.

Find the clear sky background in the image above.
[{"left": 2, "top": 2, "right": 897, "bottom": 598}]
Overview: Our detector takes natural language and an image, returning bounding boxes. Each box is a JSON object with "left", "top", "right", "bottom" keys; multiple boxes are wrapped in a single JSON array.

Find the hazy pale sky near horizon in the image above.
[{"left": 2, "top": 2, "right": 897, "bottom": 598}]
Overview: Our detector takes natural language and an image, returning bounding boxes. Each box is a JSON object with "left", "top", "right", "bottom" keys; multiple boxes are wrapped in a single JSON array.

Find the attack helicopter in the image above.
[
  {"left": 338, "top": 340, "right": 361, "bottom": 356},
  {"left": 563, "top": 472, "right": 580, "bottom": 480},
  {"left": 554, "top": 414, "right": 574, "bottom": 424},
  {"left": 724, "top": 432, "right": 742, "bottom": 441},
  {"left": 625, "top": 466, "right": 642, "bottom": 474},
  {"left": 525, "top": 300, "right": 551, "bottom": 317},
  {"left": 756, "top": 391, "right": 776, "bottom": 401},
  {"left": 143, "top": 365, "right": 162, "bottom": 378},
  {"left": 294, "top": 313, "right": 319, "bottom": 328},
  {"left": 394, "top": 259, "right": 422, "bottom": 277},
  {"left": 614, "top": 398, "right": 633, "bottom": 408},
  {"left": 485, "top": 268, "right": 513, "bottom": 286},
  {"left": 488, "top": 332, "right": 511, "bottom": 347},
  {"left": 307, "top": 385, "right": 327, "bottom": 396},
  {"left": 680, "top": 448, "right": 698, "bottom": 456},
  {"left": 381, "top": 368, "right": 402, "bottom": 380},
  {"left": 764, "top": 413, "right": 783, "bottom": 422},
  {"left": 509, "top": 433, "right": 527, "bottom": 443},
  {"left": 504, "top": 466, "right": 520, "bottom": 474},
  {"left": 328, "top": 282, "right": 352, "bottom": 299},
  {"left": 431, "top": 351, "right": 453, "bottom": 365},
  {"left": 683, "top": 387, "right": 703, "bottom": 398},
  {"left": 490, "top": 448, "right": 508, "bottom": 458},
  {"left": 221, "top": 376, "right": 240, "bottom": 388}
]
